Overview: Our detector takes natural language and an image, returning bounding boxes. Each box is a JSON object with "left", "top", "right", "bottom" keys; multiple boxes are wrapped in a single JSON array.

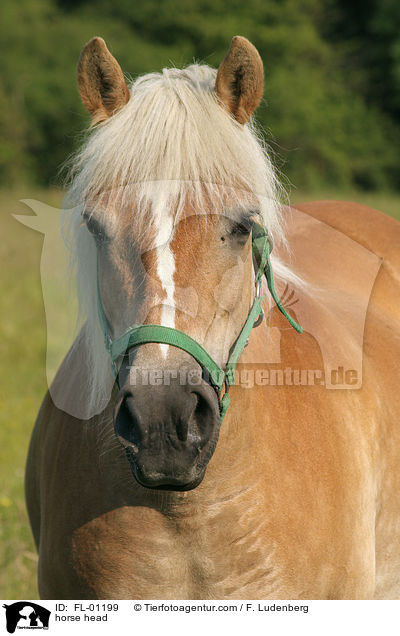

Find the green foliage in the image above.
[{"left": 0, "top": 0, "right": 399, "bottom": 190}]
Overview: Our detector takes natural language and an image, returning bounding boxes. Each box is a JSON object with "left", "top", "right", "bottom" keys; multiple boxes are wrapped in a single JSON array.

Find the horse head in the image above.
[{"left": 70, "top": 36, "right": 282, "bottom": 490}]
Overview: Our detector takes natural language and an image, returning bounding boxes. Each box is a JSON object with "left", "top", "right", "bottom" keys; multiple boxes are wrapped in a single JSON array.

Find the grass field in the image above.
[
  {"left": 1, "top": 186, "right": 399, "bottom": 600},
  {"left": 0, "top": 188, "right": 63, "bottom": 599}
]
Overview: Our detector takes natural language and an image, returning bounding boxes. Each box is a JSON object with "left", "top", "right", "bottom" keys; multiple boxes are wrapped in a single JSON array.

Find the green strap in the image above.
[
  {"left": 97, "top": 272, "right": 113, "bottom": 355},
  {"left": 252, "top": 222, "right": 303, "bottom": 334},
  {"left": 252, "top": 222, "right": 272, "bottom": 283},
  {"left": 264, "top": 245, "right": 303, "bottom": 334},
  {"left": 110, "top": 325, "right": 225, "bottom": 391},
  {"left": 219, "top": 392, "right": 231, "bottom": 420},
  {"left": 225, "top": 294, "right": 265, "bottom": 385}
]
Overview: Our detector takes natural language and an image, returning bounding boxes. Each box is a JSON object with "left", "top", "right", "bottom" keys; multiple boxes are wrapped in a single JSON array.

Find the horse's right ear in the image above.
[{"left": 77, "top": 37, "right": 130, "bottom": 124}]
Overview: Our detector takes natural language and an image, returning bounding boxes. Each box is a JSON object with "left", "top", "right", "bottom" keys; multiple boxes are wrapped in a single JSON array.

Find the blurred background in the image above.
[{"left": 1, "top": 0, "right": 399, "bottom": 598}]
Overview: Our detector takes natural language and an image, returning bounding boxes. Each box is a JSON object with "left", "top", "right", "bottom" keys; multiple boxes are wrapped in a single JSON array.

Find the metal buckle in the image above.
[{"left": 253, "top": 278, "right": 264, "bottom": 328}]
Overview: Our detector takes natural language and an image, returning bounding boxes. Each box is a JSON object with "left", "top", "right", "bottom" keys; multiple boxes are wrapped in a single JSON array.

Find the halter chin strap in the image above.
[{"left": 97, "top": 221, "right": 303, "bottom": 422}]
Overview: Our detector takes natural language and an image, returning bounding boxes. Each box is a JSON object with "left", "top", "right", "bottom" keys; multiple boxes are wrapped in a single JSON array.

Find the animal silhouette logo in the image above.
[
  {"left": 2, "top": 602, "right": 50, "bottom": 633},
  {"left": 14, "top": 200, "right": 382, "bottom": 394}
]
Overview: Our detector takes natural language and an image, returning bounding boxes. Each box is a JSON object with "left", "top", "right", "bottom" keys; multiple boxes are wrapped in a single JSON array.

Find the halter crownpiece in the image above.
[{"left": 97, "top": 221, "right": 303, "bottom": 421}]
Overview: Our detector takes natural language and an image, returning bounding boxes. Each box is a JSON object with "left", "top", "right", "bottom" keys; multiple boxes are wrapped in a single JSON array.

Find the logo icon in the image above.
[{"left": 2, "top": 602, "right": 50, "bottom": 633}]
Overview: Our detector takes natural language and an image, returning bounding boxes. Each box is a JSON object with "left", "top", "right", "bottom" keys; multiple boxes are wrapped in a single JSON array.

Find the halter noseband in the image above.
[{"left": 97, "top": 222, "right": 303, "bottom": 421}]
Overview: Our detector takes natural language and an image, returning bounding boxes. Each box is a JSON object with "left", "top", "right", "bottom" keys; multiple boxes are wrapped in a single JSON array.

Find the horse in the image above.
[{"left": 25, "top": 35, "right": 400, "bottom": 599}]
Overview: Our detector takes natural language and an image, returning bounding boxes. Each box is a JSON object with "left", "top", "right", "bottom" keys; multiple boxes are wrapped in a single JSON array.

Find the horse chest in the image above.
[{"left": 68, "top": 508, "right": 278, "bottom": 599}]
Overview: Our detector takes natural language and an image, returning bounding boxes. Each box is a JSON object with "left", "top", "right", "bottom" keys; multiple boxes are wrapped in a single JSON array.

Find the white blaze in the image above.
[{"left": 152, "top": 193, "right": 176, "bottom": 358}]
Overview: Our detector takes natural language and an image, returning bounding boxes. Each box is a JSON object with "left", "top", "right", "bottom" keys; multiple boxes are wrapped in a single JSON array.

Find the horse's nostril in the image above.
[
  {"left": 114, "top": 396, "right": 141, "bottom": 447},
  {"left": 186, "top": 389, "right": 216, "bottom": 447},
  {"left": 192, "top": 389, "right": 212, "bottom": 421}
]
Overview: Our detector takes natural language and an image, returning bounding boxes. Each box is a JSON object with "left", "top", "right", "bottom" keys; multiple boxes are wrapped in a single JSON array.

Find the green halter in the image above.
[{"left": 97, "top": 222, "right": 303, "bottom": 421}]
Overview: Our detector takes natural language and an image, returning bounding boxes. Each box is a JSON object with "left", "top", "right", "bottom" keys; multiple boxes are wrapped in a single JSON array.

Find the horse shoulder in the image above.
[
  {"left": 293, "top": 200, "right": 400, "bottom": 597},
  {"left": 25, "top": 390, "right": 57, "bottom": 551}
]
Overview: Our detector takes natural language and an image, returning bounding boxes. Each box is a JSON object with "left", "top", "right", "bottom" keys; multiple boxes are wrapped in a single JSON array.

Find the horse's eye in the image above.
[
  {"left": 231, "top": 217, "right": 253, "bottom": 237},
  {"left": 83, "top": 213, "right": 109, "bottom": 244}
]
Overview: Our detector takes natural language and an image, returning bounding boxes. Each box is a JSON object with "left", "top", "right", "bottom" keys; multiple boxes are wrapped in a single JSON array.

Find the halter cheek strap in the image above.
[{"left": 97, "top": 222, "right": 303, "bottom": 421}]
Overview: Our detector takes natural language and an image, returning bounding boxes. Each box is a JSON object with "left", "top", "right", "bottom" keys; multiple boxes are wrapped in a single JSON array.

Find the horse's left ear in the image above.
[
  {"left": 77, "top": 37, "right": 130, "bottom": 124},
  {"left": 215, "top": 36, "right": 264, "bottom": 124}
]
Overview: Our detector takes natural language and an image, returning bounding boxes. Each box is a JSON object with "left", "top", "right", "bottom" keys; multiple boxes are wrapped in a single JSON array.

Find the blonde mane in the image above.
[{"left": 62, "top": 63, "right": 290, "bottom": 418}]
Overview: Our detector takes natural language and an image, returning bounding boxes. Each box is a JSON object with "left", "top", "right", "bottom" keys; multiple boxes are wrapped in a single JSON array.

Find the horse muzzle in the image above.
[{"left": 113, "top": 376, "right": 221, "bottom": 490}]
